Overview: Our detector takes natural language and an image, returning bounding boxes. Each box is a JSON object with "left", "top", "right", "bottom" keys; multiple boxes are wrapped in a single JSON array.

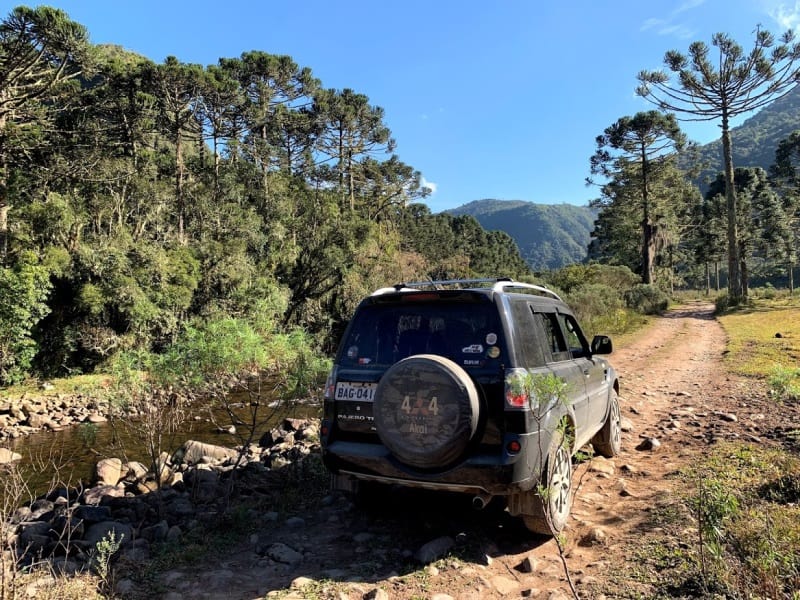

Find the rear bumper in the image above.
[{"left": 322, "top": 429, "right": 552, "bottom": 496}]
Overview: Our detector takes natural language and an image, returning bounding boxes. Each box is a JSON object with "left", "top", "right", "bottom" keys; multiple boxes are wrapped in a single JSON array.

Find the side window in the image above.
[
  {"left": 509, "top": 301, "right": 546, "bottom": 367},
  {"left": 538, "top": 312, "right": 571, "bottom": 363},
  {"left": 558, "top": 313, "right": 589, "bottom": 358}
]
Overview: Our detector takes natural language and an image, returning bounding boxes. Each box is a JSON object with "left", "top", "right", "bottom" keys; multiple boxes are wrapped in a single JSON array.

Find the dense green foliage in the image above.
[
  {"left": 447, "top": 199, "right": 596, "bottom": 270},
  {"left": 688, "top": 86, "right": 800, "bottom": 190},
  {"left": 0, "top": 6, "right": 531, "bottom": 386}
]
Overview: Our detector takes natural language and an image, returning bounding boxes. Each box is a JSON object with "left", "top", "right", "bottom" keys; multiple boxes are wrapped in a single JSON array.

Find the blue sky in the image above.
[{"left": 5, "top": 1, "right": 800, "bottom": 212}]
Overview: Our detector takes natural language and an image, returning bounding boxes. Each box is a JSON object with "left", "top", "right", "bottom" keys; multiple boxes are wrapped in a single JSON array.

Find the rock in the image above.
[
  {"left": 716, "top": 412, "right": 738, "bottom": 423},
  {"left": 492, "top": 575, "right": 519, "bottom": 595},
  {"left": 620, "top": 417, "right": 634, "bottom": 432},
  {"left": 0, "top": 448, "right": 22, "bottom": 464},
  {"left": 87, "top": 413, "right": 107, "bottom": 424},
  {"left": 184, "top": 468, "right": 219, "bottom": 503},
  {"left": 173, "top": 440, "right": 238, "bottom": 465},
  {"left": 266, "top": 542, "right": 303, "bottom": 565},
  {"left": 285, "top": 516, "right": 305, "bottom": 528},
  {"left": 364, "top": 589, "right": 390, "bottom": 600},
  {"left": 635, "top": 437, "right": 661, "bottom": 451},
  {"left": 96, "top": 457, "right": 125, "bottom": 486},
  {"left": 82, "top": 485, "right": 125, "bottom": 506},
  {"left": 589, "top": 457, "right": 615, "bottom": 476},
  {"left": 83, "top": 521, "right": 133, "bottom": 548},
  {"left": 519, "top": 555, "right": 539, "bottom": 573},
  {"left": 414, "top": 535, "right": 455, "bottom": 564},
  {"left": 579, "top": 527, "right": 607, "bottom": 546}
]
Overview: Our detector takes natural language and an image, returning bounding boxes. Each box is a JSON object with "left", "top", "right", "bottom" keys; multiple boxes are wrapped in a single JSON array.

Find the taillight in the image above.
[
  {"left": 504, "top": 368, "right": 530, "bottom": 410},
  {"left": 505, "top": 390, "right": 527, "bottom": 408},
  {"left": 506, "top": 439, "right": 522, "bottom": 454},
  {"left": 323, "top": 367, "right": 338, "bottom": 400}
]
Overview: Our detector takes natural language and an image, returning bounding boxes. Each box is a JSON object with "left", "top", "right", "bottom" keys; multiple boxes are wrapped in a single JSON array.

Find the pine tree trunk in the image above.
[{"left": 721, "top": 112, "right": 742, "bottom": 301}]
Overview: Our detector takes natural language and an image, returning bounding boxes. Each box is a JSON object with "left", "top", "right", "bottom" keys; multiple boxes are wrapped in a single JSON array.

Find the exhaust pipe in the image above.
[{"left": 472, "top": 493, "right": 492, "bottom": 510}]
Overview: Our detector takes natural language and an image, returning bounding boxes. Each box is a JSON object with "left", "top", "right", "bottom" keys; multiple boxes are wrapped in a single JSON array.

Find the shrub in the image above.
[
  {"left": 624, "top": 284, "right": 669, "bottom": 315},
  {"left": 767, "top": 365, "right": 800, "bottom": 402}
]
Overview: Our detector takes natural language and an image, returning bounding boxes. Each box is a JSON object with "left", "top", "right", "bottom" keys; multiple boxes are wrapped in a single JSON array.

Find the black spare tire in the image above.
[{"left": 373, "top": 354, "right": 480, "bottom": 469}]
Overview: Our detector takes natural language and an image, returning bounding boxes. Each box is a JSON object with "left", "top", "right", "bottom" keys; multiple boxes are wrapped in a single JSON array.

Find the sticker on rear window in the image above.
[
  {"left": 462, "top": 344, "right": 484, "bottom": 354},
  {"left": 485, "top": 333, "right": 497, "bottom": 345}
]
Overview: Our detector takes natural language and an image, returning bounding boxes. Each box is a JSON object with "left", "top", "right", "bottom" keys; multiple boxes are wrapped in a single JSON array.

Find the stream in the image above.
[{"left": 3, "top": 393, "right": 321, "bottom": 502}]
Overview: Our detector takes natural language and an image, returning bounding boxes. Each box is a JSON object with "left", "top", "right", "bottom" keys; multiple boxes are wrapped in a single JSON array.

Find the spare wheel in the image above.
[{"left": 373, "top": 354, "right": 480, "bottom": 469}]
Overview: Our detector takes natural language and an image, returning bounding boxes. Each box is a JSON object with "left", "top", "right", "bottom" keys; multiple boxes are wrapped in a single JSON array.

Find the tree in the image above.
[
  {"left": 637, "top": 27, "right": 800, "bottom": 301},
  {"left": 705, "top": 167, "right": 777, "bottom": 296},
  {"left": 0, "top": 6, "right": 90, "bottom": 260},
  {"left": 589, "top": 111, "right": 686, "bottom": 284},
  {"left": 314, "top": 88, "right": 395, "bottom": 211},
  {"left": 768, "top": 131, "right": 800, "bottom": 293}
]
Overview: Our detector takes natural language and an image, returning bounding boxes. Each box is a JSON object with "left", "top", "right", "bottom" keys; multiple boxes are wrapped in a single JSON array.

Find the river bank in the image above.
[
  {"left": 2, "top": 417, "right": 322, "bottom": 599},
  {"left": 0, "top": 390, "right": 111, "bottom": 446}
]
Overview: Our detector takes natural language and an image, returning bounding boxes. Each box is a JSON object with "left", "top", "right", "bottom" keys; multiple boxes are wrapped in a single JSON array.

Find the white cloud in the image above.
[
  {"left": 422, "top": 177, "right": 438, "bottom": 194},
  {"left": 641, "top": 0, "right": 703, "bottom": 37},
  {"left": 768, "top": 1, "right": 800, "bottom": 30}
]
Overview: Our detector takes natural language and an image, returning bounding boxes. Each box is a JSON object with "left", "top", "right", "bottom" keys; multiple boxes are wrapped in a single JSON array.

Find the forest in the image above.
[
  {"left": 0, "top": 6, "right": 531, "bottom": 386},
  {"left": 1, "top": 6, "right": 799, "bottom": 388}
]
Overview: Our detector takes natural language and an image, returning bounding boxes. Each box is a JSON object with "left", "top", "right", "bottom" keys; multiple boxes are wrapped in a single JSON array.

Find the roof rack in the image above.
[{"left": 371, "top": 278, "right": 562, "bottom": 301}]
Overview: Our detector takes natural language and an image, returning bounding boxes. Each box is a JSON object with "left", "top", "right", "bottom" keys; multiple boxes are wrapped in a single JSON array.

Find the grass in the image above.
[
  {"left": 716, "top": 295, "right": 800, "bottom": 399},
  {"left": 0, "top": 373, "right": 111, "bottom": 399}
]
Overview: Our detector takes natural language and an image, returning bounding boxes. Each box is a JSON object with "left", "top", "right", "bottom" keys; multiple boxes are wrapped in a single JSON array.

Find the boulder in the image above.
[
  {"left": 173, "top": 440, "right": 237, "bottom": 465},
  {"left": 0, "top": 448, "right": 22, "bottom": 464},
  {"left": 96, "top": 458, "right": 125, "bottom": 486}
]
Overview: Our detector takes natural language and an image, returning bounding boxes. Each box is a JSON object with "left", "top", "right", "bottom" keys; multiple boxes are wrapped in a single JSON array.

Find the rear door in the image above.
[
  {"left": 556, "top": 312, "right": 610, "bottom": 435},
  {"left": 537, "top": 310, "right": 590, "bottom": 441}
]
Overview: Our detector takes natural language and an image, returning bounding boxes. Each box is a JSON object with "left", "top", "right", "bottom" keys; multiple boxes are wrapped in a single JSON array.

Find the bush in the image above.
[
  {"left": 565, "top": 284, "right": 624, "bottom": 324},
  {"left": 624, "top": 284, "right": 669, "bottom": 315},
  {"left": 545, "top": 264, "right": 640, "bottom": 295},
  {"left": 767, "top": 365, "right": 800, "bottom": 402}
]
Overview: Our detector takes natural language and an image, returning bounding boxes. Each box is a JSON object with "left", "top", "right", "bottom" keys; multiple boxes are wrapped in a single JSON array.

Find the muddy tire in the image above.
[
  {"left": 520, "top": 430, "right": 573, "bottom": 535},
  {"left": 591, "top": 389, "right": 621, "bottom": 458},
  {"left": 373, "top": 354, "right": 480, "bottom": 469}
]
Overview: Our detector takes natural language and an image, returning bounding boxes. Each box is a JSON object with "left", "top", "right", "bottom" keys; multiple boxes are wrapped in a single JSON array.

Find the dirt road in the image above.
[{"left": 150, "top": 302, "right": 773, "bottom": 600}]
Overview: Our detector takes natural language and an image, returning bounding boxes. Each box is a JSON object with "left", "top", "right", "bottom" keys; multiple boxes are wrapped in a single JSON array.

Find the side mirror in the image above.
[{"left": 591, "top": 335, "right": 613, "bottom": 355}]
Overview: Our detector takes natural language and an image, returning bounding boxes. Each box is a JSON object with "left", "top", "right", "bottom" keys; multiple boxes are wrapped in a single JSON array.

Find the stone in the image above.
[
  {"left": 82, "top": 484, "right": 125, "bottom": 506},
  {"left": 635, "top": 437, "right": 661, "bottom": 451},
  {"left": 173, "top": 440, "right": 238, "bottom": 465},
  {"left": 589, "top": 457, "right": 615, "bottom": 476},
  {"left": 266, "top": 542, "right": 303, "bottom": 565},
  {"left": 84, "top": 521, "right": 133, "bottom": 548},
  {"left": 414, "top": 535, "right": 455, "bottom": 564},
  {"left": 519, "top": 555, "right": 539, "bottom": 573},
  {"left": 0, "top": 448, "right": 22, "bottom": 464},
  {"left": 579, "top": 527, "right": 607, "bottom": 547},
  {"left": 96, "top": 457, "right": 125, "bottom": 486},
  {"left": 492, "top": 575, "right": 519, "bottom": 595}
]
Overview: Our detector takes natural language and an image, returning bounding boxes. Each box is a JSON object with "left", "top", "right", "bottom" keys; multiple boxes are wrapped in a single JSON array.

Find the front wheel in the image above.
[
  {"left": 591, "top": 389, "right": 621, "bottom": 458},
  {"left": 520, "top": 430, "right": 573, "bottom": 536}
]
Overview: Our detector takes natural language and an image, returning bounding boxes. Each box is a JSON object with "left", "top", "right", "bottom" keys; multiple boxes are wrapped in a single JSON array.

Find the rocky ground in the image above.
[{"left": 6, "top": 302, "right": 798, "bottom": 599}]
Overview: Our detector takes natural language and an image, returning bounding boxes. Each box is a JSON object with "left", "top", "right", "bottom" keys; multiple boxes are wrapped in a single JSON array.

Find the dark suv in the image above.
[{"left": 320, "top": 278, "right": 621, "bottom": 535}]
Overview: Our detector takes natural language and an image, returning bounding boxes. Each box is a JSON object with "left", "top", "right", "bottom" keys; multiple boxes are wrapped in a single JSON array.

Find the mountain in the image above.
[
  {"left": 689, "top": 84, "right": 800, "bottom": 187},
  {"left": 447, "top": 200, "right": 597, "bottom": 271}
]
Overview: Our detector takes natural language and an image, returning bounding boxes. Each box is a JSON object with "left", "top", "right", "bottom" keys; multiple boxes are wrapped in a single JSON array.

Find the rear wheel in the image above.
[
  {"left": 591, "top": 389, "right": 621, "bottom": 458},
  {"left": 520, "top": 431, "right": 573, "bottom": 535}
]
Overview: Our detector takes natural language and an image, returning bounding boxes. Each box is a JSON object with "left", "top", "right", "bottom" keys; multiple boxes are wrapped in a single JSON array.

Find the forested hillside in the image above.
[
  {"left": 688, "top": 85, "right": 800, "bottom": 187},
  {"left": 0, "top": 6, "right": 531, "bottom": 385},
  {"left": 447, "top": 200, "right": 596, "bottom": 270}
]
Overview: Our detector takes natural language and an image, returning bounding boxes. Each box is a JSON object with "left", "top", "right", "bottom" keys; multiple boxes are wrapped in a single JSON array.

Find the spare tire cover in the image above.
[{"left": 373, "top": 354, "right": 480, "bottom": 469}]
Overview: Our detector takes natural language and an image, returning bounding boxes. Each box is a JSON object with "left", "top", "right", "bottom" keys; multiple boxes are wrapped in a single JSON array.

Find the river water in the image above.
[{"left": 4, "top": 394, "right": 321, "bottom": 502}]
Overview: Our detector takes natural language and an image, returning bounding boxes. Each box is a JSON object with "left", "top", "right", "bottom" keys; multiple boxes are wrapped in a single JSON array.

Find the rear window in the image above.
[{"left": 338, "top": 302, "right": 505, "bottom": 370}]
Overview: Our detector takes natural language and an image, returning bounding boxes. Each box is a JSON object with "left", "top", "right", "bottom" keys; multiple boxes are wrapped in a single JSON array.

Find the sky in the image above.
[{"left": 4, "top": 0, "right": 800, "bottom": 212}]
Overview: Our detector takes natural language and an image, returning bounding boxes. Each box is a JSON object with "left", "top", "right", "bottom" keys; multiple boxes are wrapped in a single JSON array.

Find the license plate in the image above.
[{"left": 335, "top": 381, "right": 377, "bottom": 401}]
